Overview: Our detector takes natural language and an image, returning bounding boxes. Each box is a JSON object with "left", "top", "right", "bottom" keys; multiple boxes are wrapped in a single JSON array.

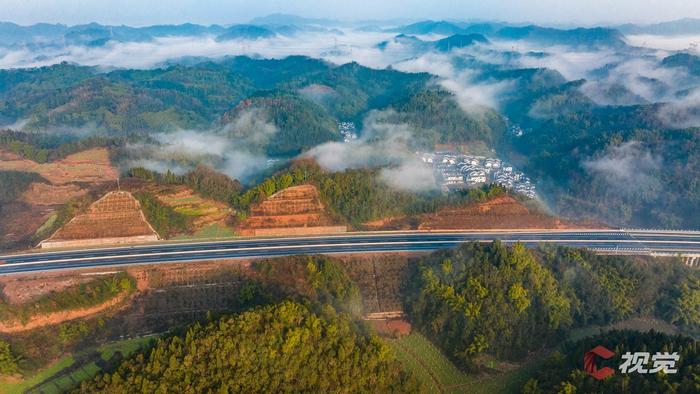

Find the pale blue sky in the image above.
[{"left": 1, "top": 0, "right": 699, "bottom": 26}]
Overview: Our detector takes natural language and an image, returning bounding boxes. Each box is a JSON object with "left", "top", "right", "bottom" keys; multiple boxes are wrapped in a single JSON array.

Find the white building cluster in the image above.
[
  {"left": 419, "top": 151, "right": 536, "bottom": 198},
  {"left": 338, "top": 122, "right": 358, "bottom": 143},
  {"left": 502, "top": 115, "right": 526, "bottom": 137}
]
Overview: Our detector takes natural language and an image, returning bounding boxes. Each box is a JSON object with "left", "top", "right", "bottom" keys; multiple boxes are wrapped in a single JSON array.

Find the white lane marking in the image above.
[{"left": 4, "top": 239, "right": 700, "bottom": 267}]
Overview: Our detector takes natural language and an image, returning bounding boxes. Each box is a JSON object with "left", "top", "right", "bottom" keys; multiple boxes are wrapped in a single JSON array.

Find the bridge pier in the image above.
[{"left": 684, "top": 256, "right": 699, "bottom": 267}]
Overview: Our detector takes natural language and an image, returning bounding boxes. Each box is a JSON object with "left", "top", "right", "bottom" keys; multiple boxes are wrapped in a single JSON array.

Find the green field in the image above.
[
  {"left": 389, "top": 333, "right": 541, "bottom": 394},
  {"left": 0, "top": 336, "right": 154, "bottom": 394},
  {"left": 389, "top": 333, "right": 476, "bottom": 393},
  {"left": 174, "top": 206, "right": 208, "bottom": 216},
  {"left": 34, "top": 213, "right": 57, "bottom": 237}
]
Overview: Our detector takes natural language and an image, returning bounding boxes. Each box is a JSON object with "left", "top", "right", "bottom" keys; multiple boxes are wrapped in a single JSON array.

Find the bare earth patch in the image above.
[
  {"left": 0, "top": 147, "right": 118, "bottom": 185},
  {"left": 0, "top": 202, "right": 53, "bottom": 247},
  {"left": 363, "top": 196, "right": 583, "bottom": 231},
  {"left": 367, "top": 318, "right": 412, "bottom": 337},
  {"left": 1, "top": 147, "right": 120, "bottom": 251},
  {"left": 0, "top": 276, "right": 94, "bottom": 305},
  {"left": 22, "top": 183, "right": 89, "bottom": 206}
]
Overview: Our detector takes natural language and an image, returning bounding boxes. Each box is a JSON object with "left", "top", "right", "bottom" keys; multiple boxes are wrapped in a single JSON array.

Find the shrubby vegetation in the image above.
[
  {"left": 405, "top": 242, "right": 700, "bottom": 370},
  {"left": 57, "top": 320, "right": 92, "bottom": 344},
  {"left": 522, "top": 330, "right": 700, "bottom": 393},
  {"left": 0, "top": 339, "right": 19, "bottom": 376},
  {"left": 76, "top": 301, "right": 418, "bottom": 393},
  {"left": 0, "top": 171, "right": 44, "bottom": 204},
  {"left": 128, "top": 165, "right": 242, "bottom": 203},
  {"left": 134, "top": 191, "right": 190, "bottom": 237},
  {"left": 253, "top": 255, "right": 363, "bottom": 316},
  {"left": 0, "top": 129, "right": 122, "bottom": 163},
  {"left": 0, "top": 272, "right": 134, "bottom": 324}
]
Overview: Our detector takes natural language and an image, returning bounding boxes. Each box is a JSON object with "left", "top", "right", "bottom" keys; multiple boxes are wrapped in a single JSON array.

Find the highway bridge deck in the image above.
[{"left": 1, "top": 230, "right": 699, "bottom": 275}]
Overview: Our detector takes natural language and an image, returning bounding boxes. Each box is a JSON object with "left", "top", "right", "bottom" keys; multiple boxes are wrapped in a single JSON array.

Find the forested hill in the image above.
[
  {"left": 0, "top": 56, "right": 507, "bottom": 156},
  {"left": 1, "top": 56, "right": 430, "bottom": 132},
  {"left": 75, "top": 302, "right": 418, "bottom": 393},
  {"left": 75, "top": 256, "right": 419, "bottom": 393},
  {"left": 405, "top": 242, "right": 700, "bottom": 371}
]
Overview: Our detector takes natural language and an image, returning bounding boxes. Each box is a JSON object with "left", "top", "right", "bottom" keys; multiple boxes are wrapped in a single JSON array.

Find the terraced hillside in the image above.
[
  {"left": 40, "top": 191, "right": 159, "bottom": 248},
  {"left": 237, "top": 185, "right": 346, "bottom": 236}
]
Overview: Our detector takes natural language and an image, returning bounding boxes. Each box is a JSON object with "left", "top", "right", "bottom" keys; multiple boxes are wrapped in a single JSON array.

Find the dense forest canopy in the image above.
[
  {"left": 75, "top": 302, "right": 418, "bottom": 393},
  {"left": 405, "top": 242, "right": 700, "bottom": 370},
  {"left": 0, "top": 57, "right": 434, "bottom": 138},
  {"left": 523, "top": 330, "right": 700, "bottom": 393}
]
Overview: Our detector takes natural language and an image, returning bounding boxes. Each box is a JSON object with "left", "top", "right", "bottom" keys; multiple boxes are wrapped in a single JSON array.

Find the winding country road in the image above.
[{"left": 1, "top": 229, "right": 700, "bottom": 275}]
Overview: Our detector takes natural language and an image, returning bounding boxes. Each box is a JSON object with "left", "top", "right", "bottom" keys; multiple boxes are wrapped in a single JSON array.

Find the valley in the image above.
[{"left": 1, "top": 8, "right": 700, "bottom": 394}]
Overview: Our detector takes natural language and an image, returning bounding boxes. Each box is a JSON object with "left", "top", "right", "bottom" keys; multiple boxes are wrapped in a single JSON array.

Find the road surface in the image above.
[{"left": 1, "top": 229, "right": 700, "bottom": 275}]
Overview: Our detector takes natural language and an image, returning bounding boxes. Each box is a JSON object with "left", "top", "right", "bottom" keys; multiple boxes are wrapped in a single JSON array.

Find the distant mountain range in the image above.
[
  {"left": 249, "top": 13, "right": 340, "bottom": 27},
  {"left": 3, "top": 16, "right": 700, "bottom": 51},
  {"left": 0, "top": 20, "right": 330, "bottom": 48},
  {"left": 388, "top": 20, "right": 627, "bottom": 48},
  {"left": 376, "top": 33, "right": 490, "bottom": 53},
  {"left": 616, "top": 18, "right": 700, "bottom": 35}
]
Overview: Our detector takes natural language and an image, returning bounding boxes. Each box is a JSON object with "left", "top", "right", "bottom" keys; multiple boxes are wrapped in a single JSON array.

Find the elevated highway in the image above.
[{"left": 1, "top": 229, "right": 700, "bottom": 275}]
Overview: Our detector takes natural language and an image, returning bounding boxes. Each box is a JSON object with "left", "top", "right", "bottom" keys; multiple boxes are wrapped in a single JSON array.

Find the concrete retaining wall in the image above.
[
  {"left": 40, "top": 234, "right": 159, "bottom": 249},
  {"left": 240, "top": 226, "right": 347, "bottom": 237}
]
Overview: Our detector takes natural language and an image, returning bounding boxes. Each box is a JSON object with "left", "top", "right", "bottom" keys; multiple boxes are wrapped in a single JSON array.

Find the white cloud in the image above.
[
  {"left": 625, "top": 34, "right": 700, "bottom": 52},
  {"left": 582, "top": 141, "right": 661, "bottom": 195},
  {"left": 379, "top": 160, "right": 437, "bottom": 192},
  {"left": 657, "top": 87, "right": 700, "bottom": 128},
  {"left": 124, "top": 109, "right": 278, "bottom": 181}
]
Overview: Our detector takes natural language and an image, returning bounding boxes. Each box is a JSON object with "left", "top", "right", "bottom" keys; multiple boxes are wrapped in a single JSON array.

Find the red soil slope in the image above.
[
  {"left": 41, "top": 191, "right": 159, "bottom": 248},
  {"left": 237, "top": 185, "right": 346, "bottom": 236}
]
